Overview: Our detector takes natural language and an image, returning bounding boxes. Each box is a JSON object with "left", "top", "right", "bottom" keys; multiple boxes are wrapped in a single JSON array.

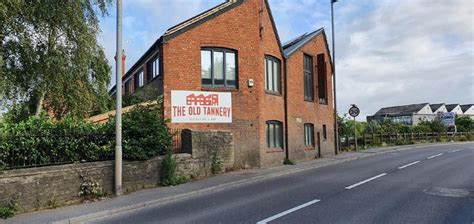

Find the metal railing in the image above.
[
  {"left": 340, "top": 131, "right": 473, "bottom": 150},
  {"left": 168, "top": 128, "right": 184, "bottom": 154}
]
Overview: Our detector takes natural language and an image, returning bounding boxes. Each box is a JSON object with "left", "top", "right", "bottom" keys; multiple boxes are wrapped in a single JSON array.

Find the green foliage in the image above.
[
  {"left": 0, "top": 0, "right": 113, "bottom": 120},
  {"left": 0, "top": 103, "right": 172, "bottom": 169},
  {"left": 211, "top": 151, "right": 222, "bottom": 175},
  {"left": 0, "top": 114, "right": 113, "bottom": 169},
  {"left": 160, "top": 149, "right": 177, "bottom": 186},
  {"left": 106, "top": 104, "right": 172, "bottom": 160},
  {"left": 0, "top": 201, "right": 17, "bottom": 219},
  {"left": 283, "top": 158, "right": 295, "bottom": 165},
  {"left": 412, "top": 122, "right": 432, "bottom": 133},
  {"left": 456, "top": 116, "right": 474, "bottom": 132},
  {"left": 79, "top": 177, "right": 104, "bottom": 200}
]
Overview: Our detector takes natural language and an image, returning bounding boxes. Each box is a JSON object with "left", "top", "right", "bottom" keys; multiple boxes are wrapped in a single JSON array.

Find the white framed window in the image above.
[
  {"left": 266, "top": 121, "right": 283, "bottom": 149},
  {"left": 304, "top": 123, "right": 314, "bottom": 146},
  {"left": 265, "top": 56, "right": 281, "bottom": 94}
]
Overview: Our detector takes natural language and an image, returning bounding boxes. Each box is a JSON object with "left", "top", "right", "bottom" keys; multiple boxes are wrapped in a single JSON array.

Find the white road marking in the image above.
[
  {"left": 345, "top": 173, "right": 387, "bottom": 190},
  {"left": 449, "top": 149, "right": 461, "bottom": 153},
  {"left": 256, "top": 199, "right": 321, "bottom": 224},
  {"left": 427, "top": 153, "right": 443, "bottom": 159},
  {"left": 398, "top": 161, "right": 421, "bottom": 169}
]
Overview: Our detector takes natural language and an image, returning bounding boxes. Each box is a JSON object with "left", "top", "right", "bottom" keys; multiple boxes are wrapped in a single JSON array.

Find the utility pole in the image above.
[
  {"left": 115, "top": 0, "right": 123, "bottom": 196},
  {"left": 331, "top": 0, "right": 339, "bottom": 154}
]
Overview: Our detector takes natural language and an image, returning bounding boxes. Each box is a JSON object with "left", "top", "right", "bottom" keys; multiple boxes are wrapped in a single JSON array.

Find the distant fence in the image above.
[{"left": 340, "top": 132, "right": 473, "bottom": 150}]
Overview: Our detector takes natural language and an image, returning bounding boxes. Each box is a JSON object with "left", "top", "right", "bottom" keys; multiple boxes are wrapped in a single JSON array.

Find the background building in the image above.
[{"left": 368, "top": 103, "right": 473, "bottom": 126}]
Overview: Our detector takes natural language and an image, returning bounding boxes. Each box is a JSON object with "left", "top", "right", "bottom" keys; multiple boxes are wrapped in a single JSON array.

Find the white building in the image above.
[
  {"left": 445, "top": 104, "right": 463, "bottom": 115},
  {"left": 460, "top": 104, "right": 474, "bottom": 119}
]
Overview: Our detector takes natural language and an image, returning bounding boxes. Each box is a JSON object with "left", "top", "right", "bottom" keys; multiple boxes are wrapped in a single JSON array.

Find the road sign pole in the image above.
[{"left": 354, "top": 116, "right": 357, "bottom": 151}]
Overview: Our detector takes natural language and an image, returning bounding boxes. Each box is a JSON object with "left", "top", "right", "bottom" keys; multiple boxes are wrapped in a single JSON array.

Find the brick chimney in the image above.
[
  {"left": 121, "top": 49, "right": 126, "bottom": 77},
  {"left": 114, "top": 49, "right": 127, "bottom": 77}
]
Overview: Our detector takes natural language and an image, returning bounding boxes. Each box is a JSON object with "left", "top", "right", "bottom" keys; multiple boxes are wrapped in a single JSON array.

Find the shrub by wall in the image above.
[{"left": 0, "top": 104, "right": 172, "bottom": 170}]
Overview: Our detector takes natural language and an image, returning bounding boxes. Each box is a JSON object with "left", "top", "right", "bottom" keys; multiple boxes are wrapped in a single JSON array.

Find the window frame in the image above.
[
  {"left": 304, "top": 123, "right": 315, "bottom": 147},
  {"left": 124, "top": 79, "right": 131, "bottom": 95},
  {"left": 304, "top": 54, "right": 314, "bottom": 101},
  {"left": 266, "top": 120, "right": 284, "bottom": 150},
  {"left": 264, "top": 55, "right": 281, "bottom": 95},
  {"left": 134, "top": 69, "right": 145, "bottom": 89},
  {"left": 323, "top": 124, "right": 327, "bottom": 141},
  {"left": 201, "top": 47, "right": 238, "bottom": 89},
  {"left": 147, "top": 54, "right": 160, "bottom": 82},
  {"left": 317, "top": 54, "right": 328, "bottom": 104}
]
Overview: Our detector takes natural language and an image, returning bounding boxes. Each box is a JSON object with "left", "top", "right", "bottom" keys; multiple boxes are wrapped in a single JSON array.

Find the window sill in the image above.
[
  {"left": 265, "top": 91, "right": 282, "bottom": 96},
  {"left": 201, "top": 87, "right": 239, "bottom": 92},
  {"left": 304, "top": 99, "right": 315, "bottom": 103},
  {"left": 304, "top": 147, "right": 315, "bottom": 151},
  {"left": 266, "top": 148, "right": 284, "bottom": 153}
]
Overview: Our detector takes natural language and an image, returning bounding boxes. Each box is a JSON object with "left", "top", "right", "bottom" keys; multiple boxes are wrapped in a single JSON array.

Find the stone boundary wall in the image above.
[{"left": 0, "top": 129, "right": 234, "bottom": 212}]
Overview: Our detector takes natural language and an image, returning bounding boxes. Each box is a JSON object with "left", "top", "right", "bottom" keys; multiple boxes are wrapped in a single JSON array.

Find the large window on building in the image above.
[
  {"left": 304, "top": 123, "right": 314, "bottom": 147},
  {"left": 266, "top": 121, "right": 283, "bottom": 149},
  {"left": 317, "top": 54, "right": 327, "bottom": 104},
  {"left": 265, "top": 56, "right": 281, "bottom": 94},
  {"left": 304, "top": 54, "right": 314, "bottom": 101},
  {"left": 147, "top": 55, "right": 159, "bottom": 81},
  {"left": 201, "top": 48, "right": 237, "bottom": 88}
]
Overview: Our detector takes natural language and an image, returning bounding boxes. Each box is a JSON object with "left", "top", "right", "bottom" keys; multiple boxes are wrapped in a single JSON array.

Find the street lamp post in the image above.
[
  {"left": 331, "top": 0, "right": 339, "bottom": 154},
  {"left": 115, "top": 0, "right": 123, "bottom": 196}
]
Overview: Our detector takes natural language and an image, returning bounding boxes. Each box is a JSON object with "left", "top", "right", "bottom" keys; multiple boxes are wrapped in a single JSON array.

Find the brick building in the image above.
[{"left": 110, "top": 0, "right": 335, "bottom": 168}]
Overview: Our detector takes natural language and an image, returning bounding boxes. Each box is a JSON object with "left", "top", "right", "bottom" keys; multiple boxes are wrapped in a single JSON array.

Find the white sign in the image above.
[
  {"left": 171, "top": 90, "right": 232, "bottom": 123},
  {"left": 441, "top": 112, "right": 455, "bottom": 127}
]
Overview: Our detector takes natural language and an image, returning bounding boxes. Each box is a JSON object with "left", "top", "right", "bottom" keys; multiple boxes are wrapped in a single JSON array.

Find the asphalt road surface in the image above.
[{"left": 90, "top": 143, "right": 474, "bottom": 224}]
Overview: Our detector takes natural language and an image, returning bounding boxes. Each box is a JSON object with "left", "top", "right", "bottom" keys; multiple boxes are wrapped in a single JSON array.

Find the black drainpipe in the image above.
[{"left": 284, "top": 57, "right": 289, "bottom": 161}]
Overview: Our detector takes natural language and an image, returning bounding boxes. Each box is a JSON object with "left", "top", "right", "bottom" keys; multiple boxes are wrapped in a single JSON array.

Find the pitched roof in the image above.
[
  {"left": 374, "top": 103, "right": 430, "bottom": 116},
  {"left": 445, "top": 104, "right": 460, "bottom": 112},
  {"left": 429, "top": 103, "right": 444, "bottom": 111},
  {"left": 282, "top": 28, "right": 323, "bottom": 57},
  {"left": 460, "top": 104, "right": 473, "bottom": 113},
  {"left": 163, "top": 0, "right": 243, "bottom": 41}
]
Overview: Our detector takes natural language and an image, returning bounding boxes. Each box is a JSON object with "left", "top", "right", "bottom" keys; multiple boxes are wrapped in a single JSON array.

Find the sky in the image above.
[{"left": 98, "top": 0, "right": 474, "bottom": 120}]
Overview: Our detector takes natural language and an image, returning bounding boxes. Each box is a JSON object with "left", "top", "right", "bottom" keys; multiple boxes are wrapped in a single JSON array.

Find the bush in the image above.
[
  {"left": 159, "top": 149, "right": 177, "bottom": 186},
  {"left": 0, "top": 103, "right": 172, "bottom": 169},
  {"left": 211, "top": 151, "right": 222, "bottom": 175},
  {"left": 106, "top": 104, "right": 172, "bottom": 160},
  {"left": 0, "top": 201, "right": 17, "bottom": 219},
  {"left": 0, "top": 115, "right": 113, "bottom": 169}
]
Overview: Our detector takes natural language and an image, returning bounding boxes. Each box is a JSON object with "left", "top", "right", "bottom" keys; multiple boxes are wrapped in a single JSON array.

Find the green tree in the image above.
[
  {"left": 456, "top": 116, "right": 473, "bottom": 132},
  {"left": 0, "top": 0, "right": 113, "bottom": 120}
]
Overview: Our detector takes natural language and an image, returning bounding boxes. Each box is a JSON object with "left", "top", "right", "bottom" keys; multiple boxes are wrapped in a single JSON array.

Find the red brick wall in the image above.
[
  {"left": 286, "top": 34, "right": 335, "bottom": 161},
  {"left": 162, "top": 0, "right": 270, "bottom": 168}
]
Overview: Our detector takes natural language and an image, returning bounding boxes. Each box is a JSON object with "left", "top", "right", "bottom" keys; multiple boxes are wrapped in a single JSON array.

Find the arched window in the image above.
[{"left": 266, "top": 120, "right": 283, "bottom": 149}]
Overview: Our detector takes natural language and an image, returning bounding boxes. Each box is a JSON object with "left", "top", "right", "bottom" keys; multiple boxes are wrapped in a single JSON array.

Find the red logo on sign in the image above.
[{"left": 186, "top": 94, "right": 219, "bottom": 106}]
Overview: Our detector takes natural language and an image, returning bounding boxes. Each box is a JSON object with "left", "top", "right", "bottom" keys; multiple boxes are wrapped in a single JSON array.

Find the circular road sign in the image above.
[{"left": 349, "top": 105, "right": 360, "bottom": 117}]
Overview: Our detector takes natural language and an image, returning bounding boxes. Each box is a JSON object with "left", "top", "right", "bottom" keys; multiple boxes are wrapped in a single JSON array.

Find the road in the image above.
[{"left": 89, "top": 143, "right": 474, "bottom": 224}]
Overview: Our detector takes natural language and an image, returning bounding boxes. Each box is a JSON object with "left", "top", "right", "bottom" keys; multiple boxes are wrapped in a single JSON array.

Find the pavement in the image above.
[{"left": 3, "top": 142, "right": 473, "bottom": 224}]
